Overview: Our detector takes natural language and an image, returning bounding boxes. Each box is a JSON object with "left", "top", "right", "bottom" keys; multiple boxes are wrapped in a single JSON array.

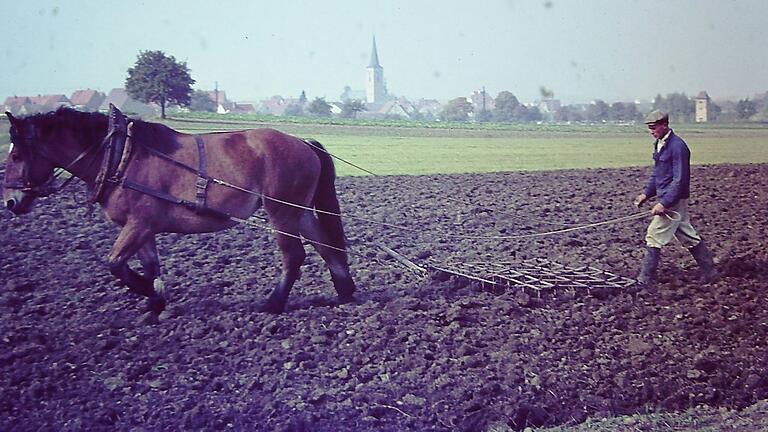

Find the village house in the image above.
[
  {"left": 257, "top": 96, "right": 304, "bottom": 116},
  {"left": 69, "top": 89, "right": 106, "bottom": 111},
  {"left": 98, "top": 88, "right": 157, "bottom": 117},
  {"left": 2, "top": 94, "right": 72, "bottom": 115},
  {"left": 230, "top": 102, "right": 256, "bottom": 114}
]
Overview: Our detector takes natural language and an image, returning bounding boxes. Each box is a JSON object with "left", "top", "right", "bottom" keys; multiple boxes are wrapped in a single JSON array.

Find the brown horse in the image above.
[{"left": 3, "top": 107, "right": 356, "bottom": 320}]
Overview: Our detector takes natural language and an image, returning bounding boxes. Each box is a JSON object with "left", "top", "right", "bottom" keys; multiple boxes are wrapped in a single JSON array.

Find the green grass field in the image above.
[{"left": 2, "top": 116, "right": 767, "bottom": 176}]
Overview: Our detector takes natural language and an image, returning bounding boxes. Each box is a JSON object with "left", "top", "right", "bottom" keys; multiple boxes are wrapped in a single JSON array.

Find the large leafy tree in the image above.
[
  {"left": 516, "top": 105, "right": 542, "bottom": 123},
  {"left": 492, "top": 91, "right": 521, "bottom": 122},
  {"left": 307, "top": 97, "right": 332, "bottom": 117},
  {"left": 554, "top": 105, "right": 584, "bottom": 122},
  {"left": 586, "top": 99, "right": 610, "bottom": 122},
  {"left": 609, "top": 102, "right": 641, "bottom": 122},
  {"left": 735, "top": 98, "right": 757, "bottom": 120},
  {"left": 653, "top": 92, "right": 695, "bottom": 122},
  {"left": 440, "top": 97, "right": 473, "bottom": 122},
  {"left": 125, "top": 50, "right": 195, "bottom": 118}
]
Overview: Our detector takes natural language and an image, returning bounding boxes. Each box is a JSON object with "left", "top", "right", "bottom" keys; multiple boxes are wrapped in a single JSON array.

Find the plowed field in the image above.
[{"left": 2, "top": 163, "right": 767, "bottom": 431}]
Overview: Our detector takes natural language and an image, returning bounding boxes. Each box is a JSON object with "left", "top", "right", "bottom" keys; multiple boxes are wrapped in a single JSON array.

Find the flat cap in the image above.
[{"left": 643, "top": 110, "right": 669, "bottom": 124}]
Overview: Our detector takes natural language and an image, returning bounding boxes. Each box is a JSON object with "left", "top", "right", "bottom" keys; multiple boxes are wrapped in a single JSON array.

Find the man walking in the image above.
[{"left": 633, "top": 110, "right": 718, "bottom": 287}]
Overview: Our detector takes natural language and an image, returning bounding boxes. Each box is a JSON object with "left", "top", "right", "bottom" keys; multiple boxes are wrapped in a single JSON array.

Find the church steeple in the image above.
[
  {"left": 366, "top": 35, "right": 386, "bottom": 104},
  {"left": 368, "top": 36, "right": 381, "bottom": 68}
]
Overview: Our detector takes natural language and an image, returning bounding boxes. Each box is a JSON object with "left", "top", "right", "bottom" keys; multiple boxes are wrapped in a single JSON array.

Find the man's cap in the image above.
[{"left": 644, "top": 110, "right": 669, "bottom": 124}]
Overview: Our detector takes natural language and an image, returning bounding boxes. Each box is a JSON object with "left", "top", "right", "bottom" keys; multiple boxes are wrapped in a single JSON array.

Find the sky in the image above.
[{"left": 2, "top": 0, "right": 767, "bottom": 105}]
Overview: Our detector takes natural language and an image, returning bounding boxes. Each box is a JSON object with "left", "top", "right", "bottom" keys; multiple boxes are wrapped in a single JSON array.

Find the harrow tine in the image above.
[{"left": 430, "top": 258, "right": 635, "bottom": 298}]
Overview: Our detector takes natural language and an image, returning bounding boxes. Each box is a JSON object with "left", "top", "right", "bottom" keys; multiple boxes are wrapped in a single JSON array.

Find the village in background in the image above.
[{"left": 4, "top": 38, "right": 767, "bottom": 124}]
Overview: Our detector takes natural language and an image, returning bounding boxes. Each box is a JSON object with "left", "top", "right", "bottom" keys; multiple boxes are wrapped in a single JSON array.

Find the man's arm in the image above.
[{"left": 636, "top": 149, "right": 657, "bottom": 207}]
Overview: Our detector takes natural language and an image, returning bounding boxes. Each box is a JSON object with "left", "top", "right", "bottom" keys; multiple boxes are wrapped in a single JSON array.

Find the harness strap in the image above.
[
  {"left": 90, "top": 104, "right": 129, "bottom": 203},
  {"left": 194, "top": 135, "right": 209, "bottom": 213},
  {"left": 110, "top": 122, "right": 134, "bottom": 184},
  {"left": 124, "top": 139, "right": 215, "bottom": 216},
  {"left": 122, "top": 180, "right": 231, "bottom": 220}
]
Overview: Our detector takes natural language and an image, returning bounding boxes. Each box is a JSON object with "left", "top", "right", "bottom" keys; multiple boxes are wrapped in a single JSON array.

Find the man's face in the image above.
[{"left": 647, "top": 121, "right": 670, "bottom": 140}]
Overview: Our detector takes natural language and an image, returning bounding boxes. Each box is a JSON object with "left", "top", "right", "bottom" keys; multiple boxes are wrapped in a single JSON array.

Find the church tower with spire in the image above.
[{"left": 366, "top": 36, "right": 386, "bottom": 104}]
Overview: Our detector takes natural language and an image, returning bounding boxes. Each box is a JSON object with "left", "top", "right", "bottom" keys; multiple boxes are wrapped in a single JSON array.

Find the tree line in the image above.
[{"left": 125, "top": 50, "right": 765, "bottom": 122}]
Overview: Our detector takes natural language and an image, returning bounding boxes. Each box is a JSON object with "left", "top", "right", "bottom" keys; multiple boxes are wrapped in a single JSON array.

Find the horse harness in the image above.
[
  {"left": 91, "top": 105, "right": 229, "bottom": 219},
  {"left": 3, "top": 116, "right": 105, "bottom": 198}
]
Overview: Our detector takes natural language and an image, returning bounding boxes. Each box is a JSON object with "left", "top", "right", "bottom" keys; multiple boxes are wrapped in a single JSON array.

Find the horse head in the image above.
[{"left": 3, "top": 111, "right": 57, "bottom": 214}]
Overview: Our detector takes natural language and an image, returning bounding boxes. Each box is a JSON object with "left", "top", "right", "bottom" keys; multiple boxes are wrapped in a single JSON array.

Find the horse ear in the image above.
[{"left": 5, "top": 111, "right": 15, "bottom": 123}]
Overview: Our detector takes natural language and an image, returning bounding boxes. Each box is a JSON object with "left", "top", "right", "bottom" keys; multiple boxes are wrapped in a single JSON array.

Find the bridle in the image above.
[{"left": 3, "top": 126, "right": 110, "bottom": 198}]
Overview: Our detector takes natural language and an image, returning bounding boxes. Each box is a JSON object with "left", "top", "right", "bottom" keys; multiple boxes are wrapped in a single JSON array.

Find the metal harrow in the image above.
[{"left": 428, "top": 258, "right": 636, "bottom": 298}]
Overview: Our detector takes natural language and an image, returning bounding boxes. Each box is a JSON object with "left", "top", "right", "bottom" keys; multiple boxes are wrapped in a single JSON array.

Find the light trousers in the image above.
[{"left": 645, "top": 199, "right": 702, "bottom": 249}]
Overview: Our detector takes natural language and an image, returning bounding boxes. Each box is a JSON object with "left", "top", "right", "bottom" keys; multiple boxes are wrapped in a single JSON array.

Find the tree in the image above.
[
  {"left": 284, "top": 103, "right": 305, "bottom": 117},
  {"left": 189, "top": 90, "right": 216, "bottom": 112},
  {"left": 340, "top": 85, "right": 353, "bottom": 101},
  {"left": 440, "top": 97, "right": 473, "bottom": 122},
  {"left": 666, "top": 92, "right": 695, "bottom": 122},
  {"left": 586, "top": 100, "right": 610, "bottom": 122},
  {"left": 735, "top": 98, "right": 757, "bottom": 120},
  {"left": 554, "top": 105, "right": 584, "bottom": 123},
  {"left": 653, "top": 92, "right": 694, "bottom": 122},
  {"left": 710, "top": 101, "right": 722, "bottom": 121},
  {"left": 609, "top": 102, "right": 640, "bottom": 122},
  {"left": 475, "top": 109, "right": 492, "bottom": 122},
  {"left": 307, "top": 97, "right": 332, "bottom": 117},
  {"left": 492, "top": 91, "right": 521, "bottom": 122},
  {"left": 652, "top": 93, "right": 665, "bottom": 111},
  {"left": 517, "top": 105, "right": 542, "bottom": 122},
  {"left": 340, "top": 99, "right": 367, "bottom": 119},
  {"left": 503, "top": 104, "right": 541, "bottom": 123},
  {"left": 125, "top": 50, "right": 194, "bottom": 118}
]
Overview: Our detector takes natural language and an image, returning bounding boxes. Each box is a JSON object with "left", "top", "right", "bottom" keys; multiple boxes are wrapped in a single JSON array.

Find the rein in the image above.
[
  {"left": 9, "top": 117, "right": 671, "bottom": 245},
  {"left": 119, "top": 138, "right": 671, "bottom": 242}
]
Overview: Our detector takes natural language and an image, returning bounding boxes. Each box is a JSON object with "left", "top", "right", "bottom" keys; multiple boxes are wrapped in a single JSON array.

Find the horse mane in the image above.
[
  {"left": 26, "top": 107, "right": 181, "bottom": 154},
  {"left": 129, "top": 116, "right": 182, "bottom": 154},
  {"left": 27, "top": 107, "right": 108, "bottom": 145}
]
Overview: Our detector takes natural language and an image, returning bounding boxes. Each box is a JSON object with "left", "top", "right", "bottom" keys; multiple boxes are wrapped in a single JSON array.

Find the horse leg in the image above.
[
  {"left": 259, "top": 227, "right": 306, "bottom": 314},
  {"left": 299, "top": 211, "right": 356, "bottom": 303},
  {"left": 137, "top": 236, "right": 168, "bottom": 303},
  {"left": 107, "top": 223, "right": 166, "bottom": 315}
]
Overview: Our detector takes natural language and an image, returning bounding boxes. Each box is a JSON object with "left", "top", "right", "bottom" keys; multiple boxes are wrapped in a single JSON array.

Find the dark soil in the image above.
[{"left": 1, "top": 163, "right": 767, "bottom": 431}]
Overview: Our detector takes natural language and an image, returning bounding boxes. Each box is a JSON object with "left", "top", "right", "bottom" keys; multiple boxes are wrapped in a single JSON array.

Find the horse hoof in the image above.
[
  {"left": 337, "top": 293, "right": 357, "bottom": 305},
  {"left": 257, "top": 300, "right": 285, "bottom": 314},
  {"left": 147, "top": 296, "right": 166, "bottom": 314}
]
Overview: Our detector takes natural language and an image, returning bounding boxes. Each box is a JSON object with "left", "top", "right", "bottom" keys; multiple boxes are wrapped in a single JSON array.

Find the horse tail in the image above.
[{"left": 306, "top": 139, "right": 348, "bottom": 253}]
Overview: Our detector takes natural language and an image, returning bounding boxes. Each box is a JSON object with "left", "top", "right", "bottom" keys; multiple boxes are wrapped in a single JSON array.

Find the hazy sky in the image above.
[{"left": 2, "top": 0, "right": 766, "bottom": 104}]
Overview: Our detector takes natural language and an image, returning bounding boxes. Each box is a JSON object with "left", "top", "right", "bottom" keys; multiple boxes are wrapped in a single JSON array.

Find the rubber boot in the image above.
[
  {"left": 637, "top": 247, "right": 661, "bottom": 288},
  {"left": 689, "top": 240, "right": 719, "bottom": 284}
]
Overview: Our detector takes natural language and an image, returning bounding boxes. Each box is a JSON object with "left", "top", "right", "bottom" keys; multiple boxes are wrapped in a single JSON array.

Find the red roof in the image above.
[
  {"left": 70, "top": 89, "right": 98, "bottom": 105},
  {"left": 3, "top": 96, "right": 32, "bottom": 107},
  {"left": 29, "top": 94, "right": 70, "bottom": 106}
]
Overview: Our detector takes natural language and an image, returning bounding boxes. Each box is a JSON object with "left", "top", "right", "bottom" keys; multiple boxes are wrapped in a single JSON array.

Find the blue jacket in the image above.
[{"left": 643, "top": 131, "right": 691, "bottom": 208}]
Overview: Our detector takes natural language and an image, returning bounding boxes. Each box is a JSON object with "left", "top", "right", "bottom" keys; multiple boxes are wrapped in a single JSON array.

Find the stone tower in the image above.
[
  {"left": 695, "top": 91, "right": 711, "bottom": 123},
  {"left": 366, "top": 36, "right": 386, "bottom": 104}
]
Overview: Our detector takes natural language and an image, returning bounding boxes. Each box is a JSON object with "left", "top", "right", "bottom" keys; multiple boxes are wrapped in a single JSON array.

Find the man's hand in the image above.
[
  {"left": 651, "top": 202, "right": 666, "bottom": 215},
  {"left": 633, "top": 193, "right": 647, "bottom": 208}
]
